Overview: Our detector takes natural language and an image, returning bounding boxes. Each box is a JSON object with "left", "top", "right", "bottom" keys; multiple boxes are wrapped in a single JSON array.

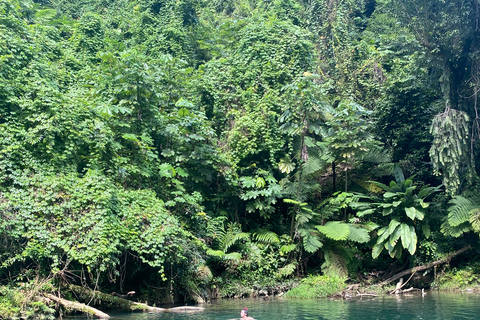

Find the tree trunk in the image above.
[
  {"left": 379, "top": 245, "right": 472, "bottom": 286},
  {"left": 44, "top": 294, "right": 110, "bottom": 319}
]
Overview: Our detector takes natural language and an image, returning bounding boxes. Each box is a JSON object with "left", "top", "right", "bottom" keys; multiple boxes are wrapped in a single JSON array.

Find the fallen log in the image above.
[
  {"left": 380, "top": 245, "right": 472, "bottom": 286},
  {"left": 166, "top": 306, "right": 207, "bottom": 313},
  {"left": 355, "top": 293, "right": 378, "bottom": 297},
  {"left": 45, "top": 294, "right": 110, "bottom": 319},
  {"left": 67, "top": 284, "right": 204, "bottom": 313}
]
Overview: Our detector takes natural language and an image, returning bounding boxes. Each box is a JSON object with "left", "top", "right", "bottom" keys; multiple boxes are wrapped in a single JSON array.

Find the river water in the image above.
[{"left": 68, "top": 291, "right": 480, "bottom": 320}]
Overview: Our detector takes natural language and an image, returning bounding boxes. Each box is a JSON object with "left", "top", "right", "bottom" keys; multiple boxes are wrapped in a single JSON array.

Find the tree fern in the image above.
[
  {"left": 315, "top": 221, "right": 350, "bottom": 241},
  {"left": 321, "top": 246, "right": 353, "bottom": 278},
  {"left": 251, "top": 229, "right": 280, "bottom": 245},
  {"left": 347, "top": 225, "right": 370, "bottom": 243},
  {"left": 222, "top": 252, "right": 242, "bottom": 261},
  {"left": 303, "top": 153, "right": 326, "bottom": 176},
  {"left": 221, "top": 230, "right": 249, "bottom": 252},
  {"left": 469, "top": 206, "right": 480, "bottom": 232},
  {"left": 299, "top": 227, "right": 323, "bottom": 253},
  {"left": 359, "top": 147, "right": 392, "bottom": 164},
  {"left": 441, "top": 220, "right": 472, "bottom": 237},
  {"left": 280, "top": 244, "right": 297, "bottom": 255},
  {"left": 447, "top": 196, "right": 475, "bottom": 227},
  {"left": 441, "top": 195, "right": 480, "bottom": 237}
]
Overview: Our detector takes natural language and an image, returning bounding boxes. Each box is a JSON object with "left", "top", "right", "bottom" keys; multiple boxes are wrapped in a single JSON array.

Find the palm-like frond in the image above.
[
  {"left": 206, "top": 249, "right": 225, "bottom": 258},
  {"left": 447, "top": 196, "right": 475, "bottom": 227},
  {"left": 280, "top": 244, "right": 297, "bottom": 254},
  {"left": 315, "top": 221, "right": 350, "bottom": 241},
  {"left": 206, "top": 216, "right": 228, "bottom": 239},
  {"left": 321, "top": 247, "right": 353, "bottom": 278},
  {"left": 347, "top": 225, "right": 370, "bottom": 243},
  {"left": 469, "top": 206, "right": 480, "bottom": 232},
  {"left": 221, "top": 231, "right": 249, "bottom": 252},
  {"left": 222, "top": 252, "right": 242, "bottom": 261},
  {"left": 440, "top": 219, "right": 472, "bottom": 237},
  {"left": 251, "top": 229, "right": 280, "bottom": 245},
  {"left": 299, "top": 227, "right": 323, "bottom": 253},
  {"left": 359, "top": 147, "right": 392, "bottom": 163},
  {"left": 303, "top": 153, "right": 326, "bottom": 176}
]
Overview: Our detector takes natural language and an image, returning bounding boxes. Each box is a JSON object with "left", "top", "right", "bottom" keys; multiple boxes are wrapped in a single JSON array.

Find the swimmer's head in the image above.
[{"left": 241, "top": 307, "right": 248, "bottom": 316}]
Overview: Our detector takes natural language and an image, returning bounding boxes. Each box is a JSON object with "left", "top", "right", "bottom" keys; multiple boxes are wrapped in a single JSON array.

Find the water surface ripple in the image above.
[{"left": 68, "top": 292, "right": 480, "bottom": 320}]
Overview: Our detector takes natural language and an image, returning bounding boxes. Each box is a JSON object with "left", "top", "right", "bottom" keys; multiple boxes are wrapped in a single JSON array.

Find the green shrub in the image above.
[
  {"left": 0, "top": 285, "right": 55, "bottom": 320},
  {"left": 285, "top": 275, "right": 346, "bottom": 298},
  {"left": 435, "top": 266, "right": 480, "bottom": 290}
]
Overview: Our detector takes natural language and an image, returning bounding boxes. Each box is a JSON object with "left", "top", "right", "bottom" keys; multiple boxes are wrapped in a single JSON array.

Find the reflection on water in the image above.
[{"left": 67, "top": 292, "right": 480, "bottom": 320}]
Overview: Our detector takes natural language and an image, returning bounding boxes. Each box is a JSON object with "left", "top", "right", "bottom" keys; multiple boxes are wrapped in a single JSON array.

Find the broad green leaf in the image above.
[
  {"left": 122, "top": 133, "right": 139, "bottom": 141},
  {"left": 387, "top": 219, "right": 401, "bottom": 235},
  {"left": 384, "top": 192, "right": 397, "bottom": 198},
  {"left": 377, "top": 226, "right": 387, "bottom": 236},
  {"left": 206, "top": 249, "right": 225, "bottom": 257},
  {"left": 372, "top": 243, "right": 384, "bottom": 259},
  {"left": 240, "top": 177, "right": 256, "bottom": 188},
  {"left": 422, "top": 222, "right": 431, "bottom": 238},
  {"left": 357, "top": 208, "right": 375, "bottom": 217},
  {"left": 175, "top": 97, "right": 194, "bottom": 108},
  {"left": 415, "top": 208, "right": 425, "bottom": 220},
  {"left": 407, "top": 226, "right": 417, "bottom": 254},
  {"left": 389, "top": 225, "right": 402, "bottom": 247},
  {"left": 405, "top": 207, "right": 416, "bottom": 220},
  {"left": 393, "top": 163, "right": 405, "bottom": 183},
  {"left": 400, "top": 223, "right": 411, "bottom": 250}
]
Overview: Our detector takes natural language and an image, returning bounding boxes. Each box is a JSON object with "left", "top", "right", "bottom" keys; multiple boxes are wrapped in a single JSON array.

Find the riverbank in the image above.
[{"left": 2, "top": 262, "right": 480, "bottom": 319}]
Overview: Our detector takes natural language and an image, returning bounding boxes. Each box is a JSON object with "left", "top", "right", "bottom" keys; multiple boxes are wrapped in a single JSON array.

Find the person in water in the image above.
[{"left": 240, "top": 307, "right": 255, "bottom": 320}]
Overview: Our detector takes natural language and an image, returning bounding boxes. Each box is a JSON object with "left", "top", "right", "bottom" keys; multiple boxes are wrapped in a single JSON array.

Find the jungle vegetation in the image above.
[{"left": 1, "top": 0, "right": 480, "bottom": 317}]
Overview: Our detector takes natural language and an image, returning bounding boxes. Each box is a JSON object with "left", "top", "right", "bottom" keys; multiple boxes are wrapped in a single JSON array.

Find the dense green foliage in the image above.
[{"left": 1, "top": 0, "right": 480, "bottom": 315}]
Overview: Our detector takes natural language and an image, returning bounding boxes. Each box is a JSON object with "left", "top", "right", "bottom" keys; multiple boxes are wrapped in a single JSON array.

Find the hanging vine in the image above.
[{"left": 429, "top": 108, "right": 471, "bottom": 195}]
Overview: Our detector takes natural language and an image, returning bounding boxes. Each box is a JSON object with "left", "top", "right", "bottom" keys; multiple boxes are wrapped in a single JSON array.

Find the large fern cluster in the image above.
[{"left": 441, "top": 195, "right": 480, "bottom": 237}]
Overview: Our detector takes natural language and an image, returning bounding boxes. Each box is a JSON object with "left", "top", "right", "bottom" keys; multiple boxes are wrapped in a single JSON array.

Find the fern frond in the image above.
[
  {"left": 222, "top": 252, "right": 242, "bottom": 261},
  {"left": 469, "top": 206, "right": 480, "bottom": 232},
  {"left": 283, "top": 198, "right": 307, "bottom": 206},
  {"left": 276, "top": 263, "right": 297, "bottom": 279},
  {"left": 315, "top": 221, "right": 350, "bottom": 241},
  {"left": 222, "top": 232, "right": 249, "bottom": 252},
  {"left": 299, "top": 228, "right": 323, "bottom": 253},
  {"left": 440, "top": 219, "right": 472, "bottom": 237},
  {"left": 206, "top": 249, "right": 225, "bottom": 258},
  {"left": 321, "top": 248, "right": 350, "bottom": 278},
  {"left": 303, "top": 154, "right": 326, "bottom": 176},
  {"left": 206, "top": 216, "right": 228, "bottom": 238},
  {"left": 296, "top": 210, "right": 314, "bottom": 225},
  {"left": 280, "top": 244, "right": 297, "bottom": 254},
  {"left": 347, "top": 225, "right": 370, "bottom": 243},
  {"left": 251, "top": 229, "right": 280, "bottom": 244},
  {"left": 447, "top": 196, "right": 474, "bottom": 227},
  {"left": 360, "top": 147, "right": 392, "bottom": 163}
]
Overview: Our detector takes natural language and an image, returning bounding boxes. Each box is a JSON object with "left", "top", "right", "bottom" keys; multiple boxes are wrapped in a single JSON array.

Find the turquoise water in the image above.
[{"left": 69, "top": 292, "right": 480, "bottom": 320}]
